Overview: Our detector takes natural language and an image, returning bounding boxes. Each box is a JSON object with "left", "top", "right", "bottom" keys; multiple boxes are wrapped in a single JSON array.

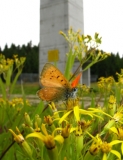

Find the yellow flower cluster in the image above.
[
  {"left": 108, "top": 95, "right": 116, "bottom": 104},
  {"left": 0, "top": 98, "right": 7, "bottom": 105},
  {"left": 0, "top": 54, "right": 26, "bottom": 74},
  {"left": 116, "top": 69, "right": 123, "bottom": 85},
  {"left": 59, "top": 28, "right": 110, "bottom": 65},
  {"left": 0, "top": 97, "right": 30, "bottom": 108},
  {"left": 97, "top": 76, "right": 114, "bottom": 93},
  {"left": 9, "top": 98, "right": 30, "bottom": 108},
  {"left": 0, "top": 54, "right": 14, "bottom": 74},
  {"left": 101, "top": 141, "right": 112, "bottom": 153},
  {"left": 8, "top": 29, "right": 123, "bottom": 160}
]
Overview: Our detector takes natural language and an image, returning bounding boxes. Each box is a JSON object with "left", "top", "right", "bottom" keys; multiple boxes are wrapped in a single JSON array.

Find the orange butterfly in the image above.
[{"left": 37, "top": 63, "right": 81, "bottom": 101}]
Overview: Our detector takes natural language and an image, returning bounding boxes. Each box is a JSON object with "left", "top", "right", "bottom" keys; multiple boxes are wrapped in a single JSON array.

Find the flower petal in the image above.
[
  {"left": 121, "top": 142, "right": 123, "bottom": 155},
  {"left": 41, "top": 124, "right": 48, "bottom": 136},
  {"left": 26, "top": 132, "right": 45, "bottom": 142},
  {"left": 102, "top": 153, "right": 107, "bottom": 160},
  {"left": 74, "top": 106, "right": 80, "bottom": 121},
  {"left": 110, "top": 149, "right": 121, "bottom": 160},
  {"left": 70, "top": 127, "right": 76, "bottom": 133},
  {"left": 59, "top": 110, "right": 73, "bottom": 124},
  {"left": 79, "top": 108, "right": 93, "bottom": 116},
  {"left": 110, "top": 140, "right": 122, "bottom": 146},
  {"left": 109, "top": 127, "right": 118, "bottom": 134},
  {"left": 54, "top": 135, "right": 64, "bottom": 144}
]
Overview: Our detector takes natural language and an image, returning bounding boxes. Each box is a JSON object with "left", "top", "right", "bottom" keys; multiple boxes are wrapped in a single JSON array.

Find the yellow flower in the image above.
[
  {"left": 79, "top": 84, "right": 90, "bottom": 93},
  {"left": 113, "top": 112, "right": 123, "bottom": 122},
  {"left": 88, "top": 134, "right": 122, "bottom": 160},
  {"left": 101, "top": 141, "right": 112, "bottom": 153},
  {"left": 74, "top": 122, "right": 83, "bottom": 136},
  {"left": 89, "top": 134, "right": 102, "bottom": 155},
  {"left": 59, "top": 31, "right": 64, "bottom": 35},
  {"left": 0, "top": 98, "right": 6, "bottom": 105},
  {"left": 44, "top": 115, "right": 53, "bottom": 126},
  {"left": 34, "top": 122, "right": 41, "bottom": 132},
  {"left": 74, "top": 45, "right": 78, "bottom": 51},
  {"left": 110, "top": 126, "right": 123, "bottom": 140},
  {"left": 121, "top": 89, "right": 123, "bottom": 95},
  {"left": 48, "top": 102, "right": 60, "bottom": 119},
  {"left": 66, "top": 98, "right": 79, "bottom": 111},
  {"left": 9, "top": 98, "right": 30, "bottom": 108},
  {"left": 7, "top": 58, "right": 14, "bottom": 65},
  {"left": 68, "top": 27, "right": 73, "bottom": 34},
  {"left": 78, "top": 119, "right": 92, "bottom": 131},
  {"left": 101, "top": 140, "right": 122, "bottom": 160},
  {"left": 116, "top": 69, "right": 123, "bottom": 84},
  {"left": 26, "top": 124, "right": 64, "bottom": 160},
  {"left": 61, "top": 124, "right": 71, "bottom": 138},
  {"left": 49, "top": 102, "right": 57, "bottom": 112},
  {"left": 13, "top": 54, "right": 18, "bottom": 58},
  {"left": 108, "top": 95, "right": 116, "bottom": 104},
  {"left": 9, "top": 127, "right": 32, "bottom": 158},
  {"left": 77, "top": 34, "right": 82, "bottom": 42},
  {"left": 108, "top": 95, "right": 116, "bottom": 116},
  {"left": 97, "top": 76, "right": 114, "bottom": 94},
  {"left": 26, "top": 123, "right": 64, "bottom": 149},
  {"left": 59, "top": 101, "right": 110, "bottom": 125},
  {"left": 9, "top": 127, "right": 24, "bottom": 144},
  {"left": 119, "top": 77, "right": 123, "bottom": 84}
]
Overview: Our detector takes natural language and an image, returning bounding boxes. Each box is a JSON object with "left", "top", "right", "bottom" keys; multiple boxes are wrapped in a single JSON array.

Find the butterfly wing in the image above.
[
  {"left": 37, "top": 87, "right": 67, "bottom": 101},
  {"left": 71, "top": 73, "right": 82, "bottom": 88},
  {"left": 40, "top": 63, "right": 70, "bottom": 88}
]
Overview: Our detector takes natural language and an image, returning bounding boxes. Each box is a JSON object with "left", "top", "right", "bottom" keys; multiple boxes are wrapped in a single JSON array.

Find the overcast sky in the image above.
[
  {"left": 84, "top": 0, "right": 123, "bottom": 57},
  {"left": 0, "top": 0, "right": 123, "bottom": 57}
]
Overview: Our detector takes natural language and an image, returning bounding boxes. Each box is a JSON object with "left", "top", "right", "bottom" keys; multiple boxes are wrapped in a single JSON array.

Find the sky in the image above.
[
  {"left": 83, "top": 0, "right": 123, "bottom": 57},
  {"left": 0, "top": 0, "right": 123, "bottom": 57},
  {"left": 0, "top": 0, "right": 40, "bottom": 49}
]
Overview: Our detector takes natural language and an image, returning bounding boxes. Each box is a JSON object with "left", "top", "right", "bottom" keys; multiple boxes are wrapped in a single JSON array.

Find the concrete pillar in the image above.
[
  {"left": 82, "top": 68, "right": 90, "bottom": 86},
  {"left": 40, "top": 0, "right": 90, "bottom": 86}
]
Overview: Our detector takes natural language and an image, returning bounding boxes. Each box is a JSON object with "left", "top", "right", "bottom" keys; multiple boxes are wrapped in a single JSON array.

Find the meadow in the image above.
[{"left": 1, "top": 29, "right": 123, "bottom": 160}]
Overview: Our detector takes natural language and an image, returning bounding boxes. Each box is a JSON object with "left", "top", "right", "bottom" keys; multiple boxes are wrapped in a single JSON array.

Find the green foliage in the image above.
[
  {"left": 91, "top": 52, "right": 123, "bottom": 80},
  {"left": 0, "top": 54, "right": 26, "bottom": 99},
  {"left": 1, "top": 29, "right": 123, "bottom": 160},
  {"left": 0, "top": 42, "right": 39, "bottom": 73},
  {"left": 60, "top": 29, "right": 108, "bottom": 80}
]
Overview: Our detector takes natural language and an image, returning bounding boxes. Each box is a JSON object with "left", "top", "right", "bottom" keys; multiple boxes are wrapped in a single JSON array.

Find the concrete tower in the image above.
[{"left": 40, "top": 0, "right": 90, "bottom": 85}]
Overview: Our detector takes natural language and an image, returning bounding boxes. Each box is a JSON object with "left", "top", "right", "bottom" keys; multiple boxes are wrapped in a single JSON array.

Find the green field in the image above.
[
  {"left": 13, "top": 82, "right": 40, "bottom": 95},
  {"left": 14, "top": 82, "right": 98, "bottom": 95},
  {"left": 0, "top": 82, "right": 40, "bottom": 95},
  {"left": 0, "top": 82, "right": 98, "bottom": 95}
]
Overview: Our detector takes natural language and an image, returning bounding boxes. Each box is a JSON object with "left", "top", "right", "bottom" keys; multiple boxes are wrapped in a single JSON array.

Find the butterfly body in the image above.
[{"left": 37, "top": 63, "right": 78, "bottom": 102}]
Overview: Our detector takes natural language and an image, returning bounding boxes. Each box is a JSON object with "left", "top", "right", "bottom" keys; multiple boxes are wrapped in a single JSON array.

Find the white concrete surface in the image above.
[{"left": 40, "top": 0, "right": 90, "bottom": 86}]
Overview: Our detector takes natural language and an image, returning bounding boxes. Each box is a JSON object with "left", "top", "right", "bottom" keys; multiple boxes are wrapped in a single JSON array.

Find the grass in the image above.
[
  {"left": 0, "top": 82, "right": 40, "bottom": 95},
  {"left": 13, "top": 82, "right": 40, "bottom": 95},
  {"left": 90, "top": 82, "right": 99, "bottom": 92},
  {"left": 0, "top": 82, "right": 98, "bottom": 96}
]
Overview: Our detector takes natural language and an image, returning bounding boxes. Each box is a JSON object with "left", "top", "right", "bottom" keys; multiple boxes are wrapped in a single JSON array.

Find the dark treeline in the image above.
[
  {"left": 1, "top": 43, "right": 123, "bottom": 80},
  {"left": 0, "top": 42, "right": 39, "bottom": 73},
  {"left": 91, "top": 52, "right": 123, "bottom": 81}
]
